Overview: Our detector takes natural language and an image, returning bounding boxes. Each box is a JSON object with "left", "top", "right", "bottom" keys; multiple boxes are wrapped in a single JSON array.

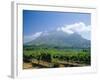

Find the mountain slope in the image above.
[{"left": 25, "top": 30, "right": 90, "bottom": 48}]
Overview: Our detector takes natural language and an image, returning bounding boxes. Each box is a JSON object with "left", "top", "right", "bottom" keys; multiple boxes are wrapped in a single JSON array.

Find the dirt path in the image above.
[{"left": 23, "top": 60, "right": 86, "bottom": 69}]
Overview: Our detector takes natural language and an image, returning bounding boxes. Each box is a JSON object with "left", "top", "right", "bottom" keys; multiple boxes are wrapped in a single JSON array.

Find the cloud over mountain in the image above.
[
  {"left": 57, "top": 22, "right": 90, "bottom": 34},
  {"left": 57, "top": 22, "right": 90, "bottom": 40},
  {"left": 24, "top": 22, "right": 91, "bottom": 43},
  {"left": 24, "top": 32, "right": 42, "bottom": 43}
]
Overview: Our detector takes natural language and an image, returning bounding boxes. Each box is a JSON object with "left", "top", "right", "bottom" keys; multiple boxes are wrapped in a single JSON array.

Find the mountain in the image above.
[{"left": 25, "top": 30, "right": 90, "bottom": 48}]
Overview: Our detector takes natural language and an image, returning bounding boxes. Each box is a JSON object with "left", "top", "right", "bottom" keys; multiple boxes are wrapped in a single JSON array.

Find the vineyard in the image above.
[{"left": 23, "top": 45, "right": 91, "bottom": 69}]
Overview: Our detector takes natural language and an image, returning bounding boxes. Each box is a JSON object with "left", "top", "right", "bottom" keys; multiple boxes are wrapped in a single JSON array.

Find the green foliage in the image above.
[{"left": 23, "top": 45, "right": 91, "bottom": 67}]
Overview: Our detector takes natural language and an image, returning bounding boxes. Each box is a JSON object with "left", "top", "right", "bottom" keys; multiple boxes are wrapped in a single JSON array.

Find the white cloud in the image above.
[
  {"left": 57, "top": 22, "right": 91, "bottom": 40},
  {"left": 24, "top": 32, "right": 42, "bottom": 43},
  {"left": 24, "top": 22, "right": 91, "bottom": 43}
]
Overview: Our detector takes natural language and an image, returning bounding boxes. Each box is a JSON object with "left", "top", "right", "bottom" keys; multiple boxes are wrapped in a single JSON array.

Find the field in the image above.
[{"left": 23, "top": 45, "right": 91, "bottom": 69}]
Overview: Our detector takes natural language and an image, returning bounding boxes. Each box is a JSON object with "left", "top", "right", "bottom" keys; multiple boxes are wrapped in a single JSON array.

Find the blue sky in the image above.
[{"left": 23, "top": 10, "right": 91, "bottom": 43}]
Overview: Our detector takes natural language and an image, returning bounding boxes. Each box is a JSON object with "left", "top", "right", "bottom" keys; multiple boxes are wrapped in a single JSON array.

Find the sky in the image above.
[{"left": 23, "top": 10, "right": 91, "bottom": 43}]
